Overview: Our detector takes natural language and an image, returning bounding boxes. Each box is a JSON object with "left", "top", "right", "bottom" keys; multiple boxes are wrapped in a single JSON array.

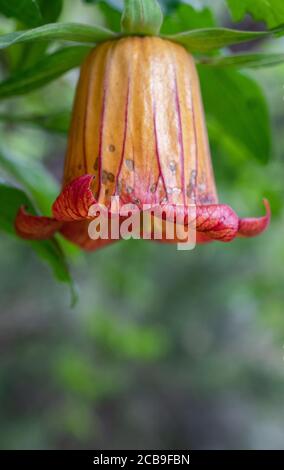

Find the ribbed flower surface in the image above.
[{"left": 64, "top": 37, "right": 217, "bottom": 208}]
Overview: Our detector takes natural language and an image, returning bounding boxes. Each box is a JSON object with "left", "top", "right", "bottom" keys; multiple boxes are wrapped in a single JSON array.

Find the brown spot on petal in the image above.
[
  {"left": 198, "top": 193, "right": 215, "bottom": 204},
  {"left": 169, "top": 161, "right": 177, "bottom": 173},
  {"left": 125, "top": 159, "right": 134, "bottom": 171},
  {"left": 109, "top": 144, "right": 116, "bottom": 152},
  {"left": 187, "top": 185, "right": 196, "bottom": 203},
  {"left": 107, "top": 172, "right": 115, "bottom": 183},
  {"left": 102, "top": 170, "right": 108, "bottom": 184},
  {"left": 126, "top": 186, "right": 134, "bottom": 194},
  {"left": 117, "top": 181, "right": 123, "bottom": 195},
  {"left": 150, "top": 183, "right": 157, "bottom": 193},
  {"left": 94, "top": 157, "right": 99, "bottom": 171},
  {"left": 187, "top": 170, "right": 197, "bottom": 200}
]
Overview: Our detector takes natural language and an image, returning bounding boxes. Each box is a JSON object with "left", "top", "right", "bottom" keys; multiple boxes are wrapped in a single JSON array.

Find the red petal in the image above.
[
  {"left": 196, "top": 232, "right": 213, "bottom": 244},
  {"left": 15, "top": 207, "right": 62, "bottom": 240},
  {"left": 155, "top": 203, "right": 239, "bottom": 242},
  {"left": 52, "top": 175, "right": 97, "bottom": 221},
  {"left": 153, "top": 201, "right": 270, "bottom": 243},
  {"left": 195, "top": 204, "right": 239, "bottom": 242},
  {"left": 60, "top": 220, "right": 118, "bottom": 252},
  {"left": 238, "top": 199, "right": 270, "bottom": 238}
]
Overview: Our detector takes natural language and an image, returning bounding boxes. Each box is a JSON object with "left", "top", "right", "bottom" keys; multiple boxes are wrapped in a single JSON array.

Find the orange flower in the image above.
[{"left": 15, "top": 37, "right": 270, "bottom": 250}]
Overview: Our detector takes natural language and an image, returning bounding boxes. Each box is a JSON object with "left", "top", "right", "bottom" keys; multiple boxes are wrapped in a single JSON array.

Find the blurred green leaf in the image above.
[
  {"left": 32, "top": 110, "right": 71, "bottom": 134},
  {"left": 161, "top": 3, "right": 215, "bottom": 34},
  {"left": 163, "top": 25, "right": 284, "bottom": 53},
  {"left": 31, "top": 237, "right": 76, "bottom": 299},
  {"left": 0, "top": 179, "right": 33, "bottom": 233},
  {"left": 83, "top": 0, "right": 121, "bottom": 32},
  {"left": 56, "top": 400, "right": 93, "bottom": 441},
  {"left": 0, "top": 0, "right": 42, "bottom": 27},
  {"left": 0, "top": 22, "right": 116, "bottom": 50},
  {"left": 98, "top": 1, "right": 121, "bottom": 33},
  {"left": 0, "top": 0, "right": 63, "bottom": 27},
  {"left": 160, "top": 0, "right": 182, "bottom": 14},
  {"left": 83, "top": 0, "right": 122, "bottom": 8},
  {"left": 199, "top": 52, "right": 284, "bottom": 69},
  {"left": 0, "top": 180, "right": 74, "bottom": 295},
  {"left": 0, "top": 110, "right": 71, "bottom": 134},
  {"left": 4, "top": 1, "right": 64, "bottom": 71},
  {"left": 87, "top": 314, "right": 169, "bottom": 361},
  {"left": 55, "top": 352, "right": 119, "bottom": 400},
  {"left": 17, "top": 0, "right": 64, "bottom": 69},
  {"left": 95, "top": 1, "right": 121, "bottom": 32},
  {"left": 0, "top": 46, "right": 91, "bottom": 98},
  {"left": 199, "top": 67, "right": 271, "bottom": 164},
  {"left": 38, "top": 0, "right": 63, "bottom": 24},
  {"left": 0, "top": 149, "right": 58, "bottom": 214},
  {"left": 226, "top": 0, "right": 284, "bottom": 28}
]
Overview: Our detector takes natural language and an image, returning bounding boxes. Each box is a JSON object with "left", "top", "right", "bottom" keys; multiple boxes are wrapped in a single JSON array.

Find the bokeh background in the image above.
[{"left": 1, "top": 0, "right": 284, "bottom": 450}]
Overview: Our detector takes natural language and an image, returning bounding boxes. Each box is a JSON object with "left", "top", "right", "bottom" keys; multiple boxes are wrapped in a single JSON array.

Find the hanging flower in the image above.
[{"left": 15, "top": 37, "right": 270, "bottom": 250}]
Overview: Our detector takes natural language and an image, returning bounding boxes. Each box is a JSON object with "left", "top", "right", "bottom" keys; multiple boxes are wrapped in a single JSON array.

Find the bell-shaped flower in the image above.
[{"left": 15, "top": 37, "right": 270, "bottom": 250}]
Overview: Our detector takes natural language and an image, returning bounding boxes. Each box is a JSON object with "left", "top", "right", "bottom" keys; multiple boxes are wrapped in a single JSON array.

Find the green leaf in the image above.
[
  {"left": 0, "top": 179, "right": 33, "bottom": 234},
  {"left": 96, "top": 1, "right": 121, "bottom": 32},
  {"left": 0, "top": 46, "right": 91, "bottom": 98},
  {"left": 226, "top": 0, "right": 284, "bottom": 28},
  {"left": 161, "top": 0, "right": 184, "bottom": 14},
  {"left": 163, "top": 25, "right": 284, "bottom": 53},
  {"left": 0, "top": 149, "right": 59, "bottom": 214},
  {"left": 199, "top": 52, "right": 284, "bottom": 69},
  {"left": 83, "top": 0, "right": 121, "bottom": 8},
  {"left": 121, "top": 0, "right": 163, "bottom": 35},
  {"left": 0, "top": 22, "right": 116, "bottom": 50},
  {"left": 31, "top": 238, "right": 77, "bottom": 306},
  {"left": 0, "top": 181, "right": 75, "bottom": 297},
  {"left": 83, "top": 0, "right": 121, "bottom": 32},
  {"left": 0, "top": 0, "right": 63, "bottom": 27},
  {"left": 32, "top": 110, "right": 70, "bottom": 134},
  {"left": 38, "top": 0, "right": 63, "bottom": 24},
  {"left": 0, "top": 0, "right": 42, "bottom": 27},
  {"left": 3, "top": 1, "right": 64, "bottom": 71},
  {"left": 198, "top": 67, "right": 271, "bottom": 164},
  {"left": 161, "top": 3, "right": 215, "bottom": 35},
  {"left": 0, "top": 110, "right": 71, "bottom": 133}
]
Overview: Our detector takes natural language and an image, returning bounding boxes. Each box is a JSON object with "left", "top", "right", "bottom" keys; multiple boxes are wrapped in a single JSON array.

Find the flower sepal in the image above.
[{"left": 121, "top": 0, "right": 163, "bottom": 36}]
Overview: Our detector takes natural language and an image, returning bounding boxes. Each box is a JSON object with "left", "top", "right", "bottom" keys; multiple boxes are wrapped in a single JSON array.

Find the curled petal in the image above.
[
  {"left": 238, "top": 199, "right": 270, "bottom": 238},
  {"left": 15, "top": 207, "right": 62, "bottom": 240},
  {"left": 60, "top": 220, "right": 118, "bottom": 252},
  {"left": 155, "top": 203, "right": 239, "bottom": 242},
  {"left": 195, "top": 204, "right": 239, "bottom": 242},
  {"left": 52, "top": 175, "right": 97, "bottom": 222}
]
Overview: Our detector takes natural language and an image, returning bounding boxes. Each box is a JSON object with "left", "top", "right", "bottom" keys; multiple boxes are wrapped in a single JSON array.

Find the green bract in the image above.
[{"left": 121, "top": 0, "right": 163, "bottom": 35}]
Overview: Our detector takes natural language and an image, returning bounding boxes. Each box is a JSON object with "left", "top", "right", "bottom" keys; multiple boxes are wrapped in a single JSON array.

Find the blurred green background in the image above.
[{"left": 1, "top": 0, "right": 284, "bottom": 450}]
